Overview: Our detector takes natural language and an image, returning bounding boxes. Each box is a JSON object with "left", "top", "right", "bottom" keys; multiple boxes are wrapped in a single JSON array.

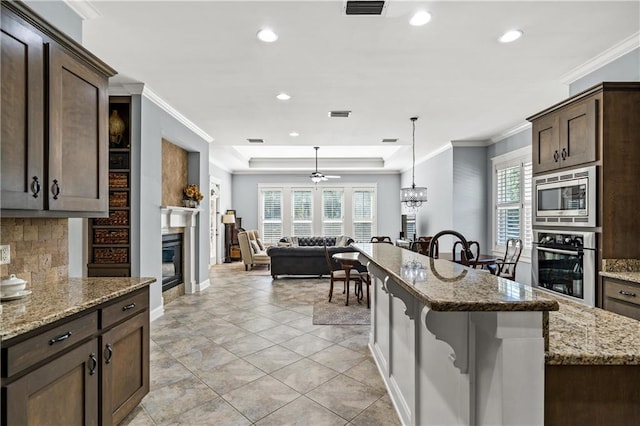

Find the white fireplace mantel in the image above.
[{"left": 160, "top": 206, "right": 201, "bottom": 294}]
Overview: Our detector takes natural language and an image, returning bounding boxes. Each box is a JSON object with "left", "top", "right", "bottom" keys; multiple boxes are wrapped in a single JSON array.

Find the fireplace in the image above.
[{"left": 162, "top": 233, "right": 183, "bottom": 292}]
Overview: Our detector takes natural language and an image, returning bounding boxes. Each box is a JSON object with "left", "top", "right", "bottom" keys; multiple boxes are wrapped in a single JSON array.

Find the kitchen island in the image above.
[
  {"left": 355, "top": 243, "right": 640, "bottom": 425},
  {"left": 354, "top": 243, "right": 558, "bottom": 425},
  {"left": 1, "top": 276, "right": 155, "bottom": 425}
]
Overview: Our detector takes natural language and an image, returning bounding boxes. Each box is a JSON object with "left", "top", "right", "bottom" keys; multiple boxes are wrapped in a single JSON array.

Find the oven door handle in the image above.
[{"left": 535, "top": 246, "right": 581, "bottom": 256}]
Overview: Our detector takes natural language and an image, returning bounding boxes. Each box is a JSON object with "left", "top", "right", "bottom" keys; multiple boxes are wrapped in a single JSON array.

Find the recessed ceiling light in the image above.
[
  {"left": 289, "top": 132, "right": 299, "bottom": 137},
  {"left": 499, "top": 29, "right": 523, "bottom": 43},
  {"left": 257, "top": 29, "right": 278, "bottom": 43},
  {"left": 410, "top": 11, "right": 431, "bottom": 26},
  {"left": 276, "top": 93, "right": 291, "bottom": 101}
]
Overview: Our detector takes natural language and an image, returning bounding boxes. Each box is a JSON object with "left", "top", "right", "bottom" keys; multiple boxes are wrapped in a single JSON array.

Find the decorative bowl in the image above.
[{"left": 1, "top": 274, "right": 27, "bottom": 296}]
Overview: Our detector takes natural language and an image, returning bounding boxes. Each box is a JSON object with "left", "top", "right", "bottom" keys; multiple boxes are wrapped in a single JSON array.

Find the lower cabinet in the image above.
[
  {"left": 1, "top": 287, "right": 149, "bottom": 425},
  {"left": 3, "top": 339, "right": 100, "bottom": 425},
  {"left": 102, "top": 311, "right": 150, "bottom": 425},
  {"left": 602, "top": 277, "right": 640, "bottom": 321}
]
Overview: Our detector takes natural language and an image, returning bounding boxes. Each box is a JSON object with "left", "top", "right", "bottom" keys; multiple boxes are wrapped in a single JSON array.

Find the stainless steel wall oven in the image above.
[{"left": 532, "top": 229, "right": 596, "bottom": 306}]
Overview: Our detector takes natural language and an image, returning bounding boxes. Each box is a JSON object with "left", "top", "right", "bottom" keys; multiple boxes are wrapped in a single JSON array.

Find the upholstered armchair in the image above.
[{"left": 237, "top": 230, "right": 270, "bottom": 271}]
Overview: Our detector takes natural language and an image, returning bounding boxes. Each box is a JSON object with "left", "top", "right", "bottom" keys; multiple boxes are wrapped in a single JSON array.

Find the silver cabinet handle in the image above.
[{"left": 619, "top": 290, "right": 636, "bottom": 297}]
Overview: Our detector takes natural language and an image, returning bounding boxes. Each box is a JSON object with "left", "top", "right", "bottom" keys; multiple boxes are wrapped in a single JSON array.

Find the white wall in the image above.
[
  {"left": 453, "top": 146, "right": 488, "bottom": 250},
  {"left": 232, "top": 173, "right": 401, "bottom": 239},
  {"left": 401, "top": 148, "right": 454, "bottom": 238}
]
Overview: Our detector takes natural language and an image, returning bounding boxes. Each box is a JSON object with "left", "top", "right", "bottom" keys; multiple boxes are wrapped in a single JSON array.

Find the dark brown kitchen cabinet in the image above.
[
  {"left": 102, "top": 311, "right": 150, "bottom": 425},
  {"left": 1, "top": 287, "right": 149, "bottom": 425},
  {"left": 0, "top": 8, "right": 44, "bottom": 210},
  {"left": 602, "top": 277, "right": 640, "bottom": 321},
  {"left": 3, "top": 339, "right": 100, "bottom": 425},
  {"left": 0, "top": 0, "right": 116, "bottom": 217},
  {"left": 530, "top": 94, "right": 597, "bottom": 173}
]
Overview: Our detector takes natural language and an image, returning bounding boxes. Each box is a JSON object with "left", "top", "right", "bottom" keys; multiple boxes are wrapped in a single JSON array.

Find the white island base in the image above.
[{"left": 367, "top": 262, "right": 546, "bottom": 425}]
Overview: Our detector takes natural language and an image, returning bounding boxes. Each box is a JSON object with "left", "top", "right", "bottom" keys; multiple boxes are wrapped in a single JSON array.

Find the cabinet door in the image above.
[
  {"left": 532, "top": 114, "right": 560, "bottom": 174},
  {"left": 101, "top": 311, "right": 150, "bottom": 425},
  {"left": 48, "top": 43, "right": 108, "bottom": 213},
  {"left": 3, "top": 339, "right": 99, "bottom": 425},
  {"left": 0, "top": 12, "right": 44, "bottom": 210},
  {"left": 559, "top": 97, "right": 597, "bottom": 168}
]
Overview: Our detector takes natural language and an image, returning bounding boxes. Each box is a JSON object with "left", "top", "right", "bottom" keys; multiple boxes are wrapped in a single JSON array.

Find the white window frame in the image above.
[
  {"left": 258, "top": 187, "right": 283, "bottom": 243},
  {"left": 491, "top": 147, "right": 532, "bottom": 260},
  {"left": 352, "top": 187, "right": 377, "bottom": 243},
  {"left": 257, "top": 183, "right": 377, "bottom": 240},
  {"left": 321, "top": 188, "right": 344, "bottom": 237},
  {"left": 291, "top": 188, "right": 313, "bottom": 237}
]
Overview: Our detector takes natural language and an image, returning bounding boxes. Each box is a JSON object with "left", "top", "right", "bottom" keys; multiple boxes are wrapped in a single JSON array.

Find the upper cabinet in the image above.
[
  {"left": 0, "top": 1, "right": 116, "bottom": 217},
  {"left": 529, "top": 92, "right": 598, "bottom": 174}
]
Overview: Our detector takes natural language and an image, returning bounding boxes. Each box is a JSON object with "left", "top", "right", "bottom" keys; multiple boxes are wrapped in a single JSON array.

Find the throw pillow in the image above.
[
  {"left": 277, "top": 242, "right": 292, "bottom": 247},
  {"left": 250, "top": 240, "right": 260, "bottom": 254},
  {"left": 335, "top": 235, "right": 349, "bottom": 247},
  {"left": 256, "top": 238, "right": 265, "bottom": 250},
  {"left": 284, "top": 236, "right": 299, "bottom": 246}
]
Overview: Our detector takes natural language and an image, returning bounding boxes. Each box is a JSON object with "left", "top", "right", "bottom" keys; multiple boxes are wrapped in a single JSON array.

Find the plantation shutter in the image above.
[
  {"left": 292, "top": 189, "right": 313, "bottom": 237},
  {"left": 353, "top": 189, "right": 374, "bottom": 242},
  {"left": 262, "top": 189, "right": 282, "bottom": 243},
  {"left": 495, "top": 164, "right": 521, "bottom": 246},
  {"left": 322, "top": 189, "right": 343, "bottom": 237}
]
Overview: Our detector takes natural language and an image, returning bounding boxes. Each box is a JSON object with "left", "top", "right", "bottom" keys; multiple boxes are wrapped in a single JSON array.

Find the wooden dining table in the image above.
[
  {"left": 332, "top": 252, "right": 363, "bottom": 306},
  {"left": 438, "top": 252, "right": 498, "bottom": 270}
]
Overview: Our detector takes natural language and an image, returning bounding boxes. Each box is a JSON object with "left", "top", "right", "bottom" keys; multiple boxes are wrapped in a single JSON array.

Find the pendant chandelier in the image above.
[{"left": 400, "top": 117, "right": 428, "bottom": 208}]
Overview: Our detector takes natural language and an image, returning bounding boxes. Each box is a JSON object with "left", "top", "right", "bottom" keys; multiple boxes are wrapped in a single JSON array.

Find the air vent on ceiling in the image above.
[
  {"left": 345, "top": 1, "right": 386, "bottom": 15},
  {"left": 329, "top": 110, "right": 351, "bottom": 118},
  {"left": 382, "top": 138, "right": 398, "bottom": 143},
  {"left": 247, "top": 138, "right": 264, "bottom": 143}
]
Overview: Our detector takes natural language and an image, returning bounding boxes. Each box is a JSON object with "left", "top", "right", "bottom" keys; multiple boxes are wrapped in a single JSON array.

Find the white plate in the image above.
[{"left": 0, "top": 289, "right": 32, "bottom": 301}]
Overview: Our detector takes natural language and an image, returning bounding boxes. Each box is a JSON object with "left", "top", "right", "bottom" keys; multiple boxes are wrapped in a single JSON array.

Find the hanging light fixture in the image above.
[{"left": 401, "top": 117, "right": 428, "bottom": 208}]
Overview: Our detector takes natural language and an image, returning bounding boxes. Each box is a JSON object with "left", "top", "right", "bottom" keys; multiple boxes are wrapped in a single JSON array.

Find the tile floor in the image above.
[{"left": 121, "top": 262, "right": 400, "bottom": 425}]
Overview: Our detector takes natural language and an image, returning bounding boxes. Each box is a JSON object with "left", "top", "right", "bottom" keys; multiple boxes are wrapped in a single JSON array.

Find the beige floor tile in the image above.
[
  {"left": 196, "top": 358, "right": 266, "bottom": 395},
  {"left": 255, "top": 396, "right": 348, "bottom": 426},
  {"left": 221, "top": 333, "right": 275, "bottom": 357},
  {"left": 306, "top": 375, "right": 385, "bottom": 421},
  {"left": 142, "top": 376, "right": 217, "bottom": 424},
  {"left": 222, "top": 375, "right": 301, "bottom": 422},
  {"left": 271, "top": 358, "right": 339, "bottom": 393},
  {"left": 164, "top": 397, "right": 251, "bottom": 426},
  {"left": 349, "top": 395, "right": 401, "bottom": 426},
  {"left": 281, "top": 333, "right": 334, "bottom": 357},
  {"left": 244, "top": 345, "right": 304, "bottom": 373},
  {"left": 256, "top": 324, "right": 306, "bottom": 344},
  {"left": 176, "top": 344, "right": 239, "bottom": 372},
  {"left": 309, "top": 344, "right": 368, "bottom": 373}
]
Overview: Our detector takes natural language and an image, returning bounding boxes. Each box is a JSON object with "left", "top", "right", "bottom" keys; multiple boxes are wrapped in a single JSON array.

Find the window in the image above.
[
  {"left": 322, "top": 189, "right": 344, "bottom": 236},
  {"left": 291, "top": 189, "right": 313, "bottom": 237},
  {"left": 352, "top": 189, "right": 374, "bottom": 242},
  {"left": 493, "top": 149, "right": 533, "bottom": 252},
  {"left": 260, "top": 189, "right": 282, "bottom": 243},
  {"left": 258, "top": 183, "right": 376, "bottom": 239}
]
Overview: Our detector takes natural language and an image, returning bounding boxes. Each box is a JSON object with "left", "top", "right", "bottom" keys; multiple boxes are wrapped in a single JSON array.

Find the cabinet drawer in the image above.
[
  {"left": 4, "top": 311, "right": 98, "bottom": 378},
  {"left": 604, "top": 279, "right": 640, "bottom": 307},
  {"left": 101, "top": 289, "right": 149, "bottom": 330}
]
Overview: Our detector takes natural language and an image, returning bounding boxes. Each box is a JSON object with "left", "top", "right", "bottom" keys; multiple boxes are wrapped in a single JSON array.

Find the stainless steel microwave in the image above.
[{"left": 533, "top": 165, "right": 596, "bottom": 227}]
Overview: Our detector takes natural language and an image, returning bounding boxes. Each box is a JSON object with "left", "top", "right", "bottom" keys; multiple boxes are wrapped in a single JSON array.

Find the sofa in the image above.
[
  {"left": 266, "top": 236, "right": 357, "bottom": 279},
  {"left": 237, "top": 230, "right": 271, "bottom": 271}
]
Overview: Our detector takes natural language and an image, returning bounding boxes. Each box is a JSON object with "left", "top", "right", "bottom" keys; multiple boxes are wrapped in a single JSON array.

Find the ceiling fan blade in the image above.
[
  {"left": 321, "top": 176, "right": 328, "bottom": 181},
  {"left": 325, "top": 175, "right": 341, "bottom": 179}
]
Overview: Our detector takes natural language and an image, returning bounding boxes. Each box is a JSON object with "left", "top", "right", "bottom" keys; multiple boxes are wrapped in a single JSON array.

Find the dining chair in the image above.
[
  {"left": 412, "top": 236, "right": 438, "bottom": 256},
  {"left": 429, "top": 230, "right": 475, "bottom": 267},
  {"left": 324, "top": 245, "right": 362, "bottom": 303},
  {"left": 453, "top": 240, "right": 480, "bottom": 268},
  {"left": 488, "top": 238, "right": 523, "bottom": 280},
  {"left": 370, "top": 236, "right": 393, "bottom": 244}
]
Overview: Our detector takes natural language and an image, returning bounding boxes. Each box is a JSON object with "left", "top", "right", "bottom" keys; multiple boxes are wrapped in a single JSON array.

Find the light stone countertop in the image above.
[
  {"left": 599, "top": 271, "right": 640, "bottom": 284},
  {"left": 0, "top": 277, "right": 156, "bottom": 341},
  {"left": 354, "top": 243, "right": 559, "bottom": 312},
  {"left": 543, "top": 290, "right": 640, "bottom": 365}
]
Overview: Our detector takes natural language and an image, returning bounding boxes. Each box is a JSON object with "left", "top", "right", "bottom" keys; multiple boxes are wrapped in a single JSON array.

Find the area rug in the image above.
[{"left": 312, "top": 295, "right": 370, "bottom": 325}]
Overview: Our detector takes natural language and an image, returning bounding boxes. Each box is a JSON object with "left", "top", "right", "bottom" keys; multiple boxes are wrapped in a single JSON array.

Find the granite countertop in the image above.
[
  {"left": 599, "top": 271, "right": 640, "bottom": 284},
  {"left": 354, "top": 243, "right": 558, "bottom": 312},
  {"left": 543, "top": 291, "right": 640, "bottom": 365},
  {"left": 0, "top": 277, "right": 156, "bottom": 341}
]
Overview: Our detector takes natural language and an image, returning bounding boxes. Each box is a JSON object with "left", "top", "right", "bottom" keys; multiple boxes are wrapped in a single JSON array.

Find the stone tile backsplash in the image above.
[{"left": 0, "top": 218, "right": 68, "bottom": 285}]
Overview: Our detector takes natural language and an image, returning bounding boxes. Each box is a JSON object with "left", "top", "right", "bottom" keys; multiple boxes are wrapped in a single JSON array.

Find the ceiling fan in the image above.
[{"left": 310, "top": 146, "right": 340, "bottom": 183}]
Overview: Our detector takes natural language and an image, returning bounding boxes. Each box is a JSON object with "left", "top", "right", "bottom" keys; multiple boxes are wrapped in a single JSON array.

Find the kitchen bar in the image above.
[{"left": 354, "top": 242, "right": 640, "bottom": 425}]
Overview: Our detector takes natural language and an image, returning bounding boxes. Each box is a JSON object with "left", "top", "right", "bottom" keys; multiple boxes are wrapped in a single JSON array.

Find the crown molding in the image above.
[
  {"left": 63, "top": 0, "right": 101, "bottom": 20},
  {"left": 450, "top": 140, "right": 491, "bottom": 148},
  {"left": 401, "top": 142, "right": 452, "bottom": 173},
  {"left": 233, "top": 169, "right": 399, "bottom": 176},
  {"left": 490, "top": 121, "right": 532, "bottom": 144},
  {"left": 108, "top": 83, "right": 213, "bottom": 143},
  {"left": 561, "top": 31, "right": 640, "bottom": 85},
  {"left": 248, "top": 157, "right": 384, "bottom": 169}
]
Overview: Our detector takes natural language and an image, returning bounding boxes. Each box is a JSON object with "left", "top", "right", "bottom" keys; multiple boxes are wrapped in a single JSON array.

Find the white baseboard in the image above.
[
  {"left": 150, "top": 304, "right": 165, "bottom": 322},
  {"left": 197, "top": 278, "right": 211, "bottom": 292}
]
